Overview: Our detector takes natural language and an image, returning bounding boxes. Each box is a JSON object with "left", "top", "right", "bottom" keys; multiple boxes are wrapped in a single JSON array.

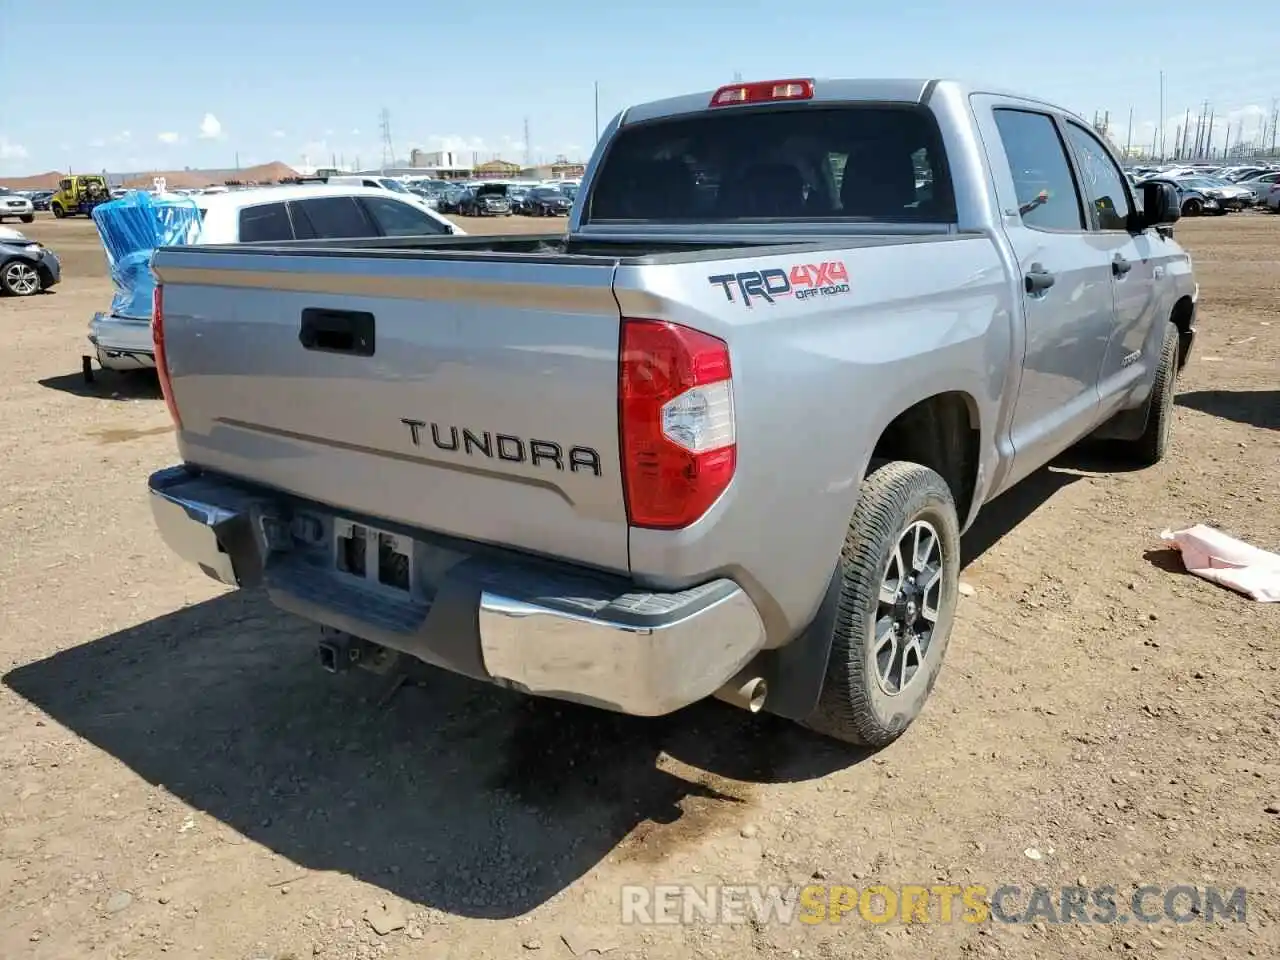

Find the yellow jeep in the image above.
[{"left": 50, "top": 175, "right": 111, "bottom": 219}]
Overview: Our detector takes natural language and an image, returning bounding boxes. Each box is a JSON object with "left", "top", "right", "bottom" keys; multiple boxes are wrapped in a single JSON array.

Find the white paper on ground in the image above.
[{"left": 1160, "top": 524, "right": 1280, "bottom": 603}]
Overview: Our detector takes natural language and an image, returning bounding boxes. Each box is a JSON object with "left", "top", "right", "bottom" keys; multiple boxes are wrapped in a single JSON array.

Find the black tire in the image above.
[
  {"left": 803, "top": 461, "right": 962, "bottom": 748},
  {"left": 1117, "top": 321, "right": 1179, "bottom": 467},
  {"left": 51, "top": 204, "right": 65, "bottom": 219},
  {"left": 20, "top": 214, "right": 34, "bottom": 224},
  {"left": 1182, "top": 198, "right": 1203, "bottom": 216},
  {"left": 0, "top": 259, "right": 43, "bottom": 296}
]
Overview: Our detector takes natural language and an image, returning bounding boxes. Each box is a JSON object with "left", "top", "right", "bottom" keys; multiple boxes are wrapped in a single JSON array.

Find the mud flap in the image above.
[{"left": 752, "top": 564, "right": 843, "bottom": 722}]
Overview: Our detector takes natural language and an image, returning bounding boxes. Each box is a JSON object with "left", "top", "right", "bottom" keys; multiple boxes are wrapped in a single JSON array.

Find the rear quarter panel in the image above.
[{"left": 614, "top": 236, "right": 1014, "bottom": 646}]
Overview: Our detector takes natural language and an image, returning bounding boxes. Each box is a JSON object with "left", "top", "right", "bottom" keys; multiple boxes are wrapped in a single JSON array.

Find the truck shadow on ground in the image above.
[
  {"left": 3, "top": 459, "right": 1081, "bottom": 919},
  {"left": 2, "top": 592, "right": 860, "bottom": 919},
  {"left": 1176, "top": 389, "right": 1278, "bottom": 430},
  {"left": 38, "top": 368, "right": 161, "bottom": 401}
]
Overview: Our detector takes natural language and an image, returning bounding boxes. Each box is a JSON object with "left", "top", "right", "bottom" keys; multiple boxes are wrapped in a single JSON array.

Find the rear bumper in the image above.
[
  {"left": 88, "top": 312, "right": 156, "bottom": 370},
  {"left": 148, "top": 465, "right": 767, "bottom": 716}
]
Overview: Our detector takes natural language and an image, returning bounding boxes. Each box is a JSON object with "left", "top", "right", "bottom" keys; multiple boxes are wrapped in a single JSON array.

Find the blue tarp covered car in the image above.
[{"left": 84, "top": 190, "right": 202, "bottom": 376}]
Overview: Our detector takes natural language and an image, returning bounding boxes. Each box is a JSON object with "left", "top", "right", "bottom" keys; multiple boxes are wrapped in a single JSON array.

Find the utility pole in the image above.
[
  {"left": 379, "top": 108, "right": 395, "bottom": 172},
  {"left": 523, "top": 117, "right": 532, "bottom": 168},
  {"left": 594, "top": 81, "right": 600, "bottom": 146},
  {"left": 1206, "top": 110, "right": 1216, "bottom": 159},
  {"left": 1271, "top": 98, "right": 1279, "bottom": 155},
  {"left": 1158, "top": 70, "right": 1166, "bottom": 159},
  {"left": 1125, "top": 106, "right": 1134, "bottom": 157},
  {"left": 1180, "top": 108, "right": 1191, "bottom": 158}
]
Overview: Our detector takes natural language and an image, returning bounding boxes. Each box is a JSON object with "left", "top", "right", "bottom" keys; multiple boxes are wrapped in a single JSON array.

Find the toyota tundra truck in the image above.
[{"left": 145, "top": 78, "right": 1198, "bottom": 747}]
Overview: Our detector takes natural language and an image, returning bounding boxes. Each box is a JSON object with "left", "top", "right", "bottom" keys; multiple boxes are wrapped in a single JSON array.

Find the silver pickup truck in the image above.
[{"left": 146, "top": 78, "right": 1197, "bottom": 747}]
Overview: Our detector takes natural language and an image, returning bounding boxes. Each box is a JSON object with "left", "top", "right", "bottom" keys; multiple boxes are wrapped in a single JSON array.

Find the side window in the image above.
[
  {"left": 238, "top": 202, "right": 294, "bottom": 242},
  {"left": 1063, "top": 122, "right": 1134, "bottom": 231},
  {"left": 290, "top": 196, "right": 376, "bottom": 238},
  {"left": 360, "top": 197, "right": 449, "bottom": 236},
  {"left": 59, "top": 178, "right": 72, "bottom": 191},
  {"left": 992, "top": 109, "right": 1085, "bottom": 231}
]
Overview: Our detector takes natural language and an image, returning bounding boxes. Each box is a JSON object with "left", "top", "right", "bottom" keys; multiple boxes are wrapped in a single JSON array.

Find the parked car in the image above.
[
  {"left": 0, "top": 226, "right": 61, "bottom": 296},
  {"left": 1234, "top": 170, "right": 1280, "bottom": 202},
  {"left": 436, "top": 185, "right": 469, "bottom": 214},
  {"left": 0, "top": 187, "right": 35, "bottom": 224},
  {"left": 523, "top": 185, "right": 574, "bottom": 216},
  {"left": 506, "top": 186, "right": 531, "bottom": 214},
  {"left": 87, "top": 185, "right": 463, "bottom": 374},
  {"left": 145, "top": 77, "right": 1196, "bottom": 749},
  {"left": 1264, "top": 182, "right": 1280, "bottom": 212},
  {"left": 1143, "top": 177, "right": 1222, "bottom": 216},
  {"left": 1174, "top": 175, "right": 1253, "bottom": 211},
  {"left": 29, "top": 190, "right": 53, "bottom": 211},
  {"left": 459, "top": 184, "right": 513, "bottom": 216}
]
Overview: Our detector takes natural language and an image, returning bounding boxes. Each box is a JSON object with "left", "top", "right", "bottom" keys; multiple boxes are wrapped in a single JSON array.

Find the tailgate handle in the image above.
[{"left": 299, "top": 308, "right": 375, "bottom": 357}]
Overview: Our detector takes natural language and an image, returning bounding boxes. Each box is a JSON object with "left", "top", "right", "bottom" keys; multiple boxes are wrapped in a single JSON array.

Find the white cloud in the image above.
[
  {"left": 271, "top": 129, "right": 286, "bottom": 139},
  {"left": 350, "top": 128, "right": 361, "bottom": 136},
  {"left": 157, "top": 132, "right": 181, "bottom": 145},
  {"left": 89, "top": 138, "right": 106, "bottom": 148},
  {"left": 198, "top": 113, "right": 223, "bottom": 139},
  {"left": 323, "top": 128, "right": 335, "bottom": 137},
  {"left": 114, "top": 130, "right": 132, "bottom": 144},
  {"left": 0, "top": 137, "right": 28, "bottom": 161},
  {"left": 427, "top": 134, "right": 488, "bottom": 154}
]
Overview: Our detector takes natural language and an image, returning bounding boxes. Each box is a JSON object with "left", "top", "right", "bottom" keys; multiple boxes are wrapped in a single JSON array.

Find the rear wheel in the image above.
[
  {"left": 803, "top": 461, "right": 961, "bottom": 748},
  {"left": 1182, "top": 198, "right": 1203, "bottom": 216},
  {"left": 1, "top": 260, "right": 43, "bottom": 296},
  {"left": 51, "top": 204, "right": 65, "bottom": 219},
  {"left": 20, "top": 214, "right": 33, "bottom": 224}
]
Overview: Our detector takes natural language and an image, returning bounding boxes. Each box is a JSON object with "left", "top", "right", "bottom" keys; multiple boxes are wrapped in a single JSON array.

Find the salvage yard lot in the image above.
[{"left": 1, "top": 213, "right": 1276, "bottom": 960}]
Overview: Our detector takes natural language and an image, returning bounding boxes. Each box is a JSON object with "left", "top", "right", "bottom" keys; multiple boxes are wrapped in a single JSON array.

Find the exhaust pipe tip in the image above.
[{"left": 714, "top": 673, "right": 768, "bottom": 713}]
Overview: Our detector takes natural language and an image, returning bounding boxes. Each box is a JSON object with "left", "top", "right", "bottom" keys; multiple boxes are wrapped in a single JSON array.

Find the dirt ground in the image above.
[{"left": 0, "top": 212, "right": 1276, "bottom": 960}]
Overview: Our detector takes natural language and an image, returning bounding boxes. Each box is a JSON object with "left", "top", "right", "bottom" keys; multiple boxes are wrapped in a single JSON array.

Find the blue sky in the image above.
[{"left": 2, "top": 0, "right": 1278, "bottom": 176}]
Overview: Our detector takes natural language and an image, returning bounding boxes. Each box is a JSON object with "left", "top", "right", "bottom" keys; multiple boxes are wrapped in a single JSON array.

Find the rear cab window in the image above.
[{"left": 586, "top": 105, "right": 956, "bottom": 223}]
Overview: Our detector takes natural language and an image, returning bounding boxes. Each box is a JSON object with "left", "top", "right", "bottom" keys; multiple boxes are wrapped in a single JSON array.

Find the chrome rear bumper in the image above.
[{"left": 148, "top": 465, "right": 767, "bottom": 716}]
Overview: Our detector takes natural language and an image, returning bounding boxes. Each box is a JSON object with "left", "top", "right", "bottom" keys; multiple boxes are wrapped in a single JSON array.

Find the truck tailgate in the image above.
[{"left": 152, "top": 250, "right": 629, "bottom": 572}]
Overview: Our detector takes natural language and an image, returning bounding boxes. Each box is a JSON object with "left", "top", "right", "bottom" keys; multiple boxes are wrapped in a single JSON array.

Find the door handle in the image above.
[
  {"left": 1024, "top": 264, "right": 1055, "bottom": 294},
  {"left": 299, "top": 308, "right": 376, "bottom": 356},
  {"left": 1112, "top": 255, "right": 1133, "bottom": 277}
]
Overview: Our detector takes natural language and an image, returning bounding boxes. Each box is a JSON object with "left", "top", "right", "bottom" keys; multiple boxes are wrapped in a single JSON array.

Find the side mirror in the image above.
[{"left": 1138, "top": 181, "right": 1181, "bottom": 228}]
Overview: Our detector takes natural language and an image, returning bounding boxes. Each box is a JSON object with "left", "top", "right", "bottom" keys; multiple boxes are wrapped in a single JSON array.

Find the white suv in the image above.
[{"left": 0, "top": 188, "right": 35, "bottom": 224}]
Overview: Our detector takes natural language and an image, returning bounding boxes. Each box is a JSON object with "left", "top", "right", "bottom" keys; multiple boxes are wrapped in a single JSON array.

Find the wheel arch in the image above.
[{"left": 867, "top": 390, "right": 983, "bottom": 526}]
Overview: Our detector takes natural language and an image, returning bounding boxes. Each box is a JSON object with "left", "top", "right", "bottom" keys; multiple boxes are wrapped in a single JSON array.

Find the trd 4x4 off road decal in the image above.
[{"left": 708, "top": 261, "right": 851, "bottom": 306}]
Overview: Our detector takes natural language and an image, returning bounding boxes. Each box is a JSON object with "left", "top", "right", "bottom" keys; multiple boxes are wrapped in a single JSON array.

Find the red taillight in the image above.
[
  {"left": 151, "top": 284, "right": 182, "bottom": 429},
  {"left": 709, "top": 78, "right": 814, "bottom": 107},
  {"left": 619, "top": 319, "right": 736, "bottom": 530}
]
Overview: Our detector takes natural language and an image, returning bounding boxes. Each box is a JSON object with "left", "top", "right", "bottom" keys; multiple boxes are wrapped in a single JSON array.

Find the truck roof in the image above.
[{"left": 620, "top": 78, "right": 1081, "bottom": 127}]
